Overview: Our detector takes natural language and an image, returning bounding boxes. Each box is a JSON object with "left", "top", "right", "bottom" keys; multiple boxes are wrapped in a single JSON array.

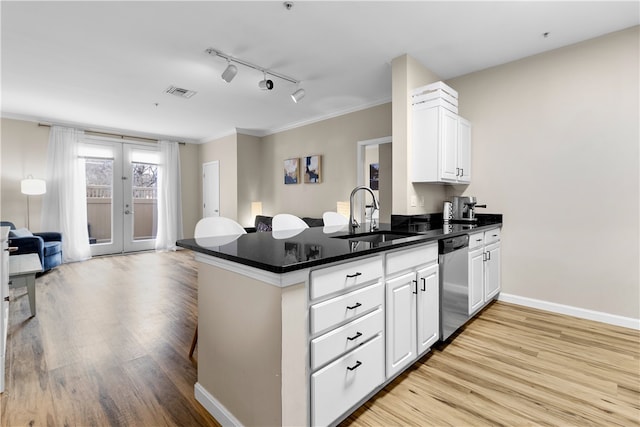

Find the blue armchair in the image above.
[{"left": 0, "top": 221, "right": 63, "bottom": 272}]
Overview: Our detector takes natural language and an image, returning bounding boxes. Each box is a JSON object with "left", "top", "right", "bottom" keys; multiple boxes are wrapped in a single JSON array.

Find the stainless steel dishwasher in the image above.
[{"left": 439, "top": 234, "right": 470, "bottom": 341}]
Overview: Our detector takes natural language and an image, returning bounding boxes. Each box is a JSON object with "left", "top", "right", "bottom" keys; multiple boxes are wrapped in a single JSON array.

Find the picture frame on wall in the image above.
[
  {"left": 369, "top": 163, "right": 379, "bottom": 190},
  {"left": 304, "top": 154, "right": 322, "bottom": 184},
  {"left": 284, "top": 158, "right": 300, "bottom": 184}
]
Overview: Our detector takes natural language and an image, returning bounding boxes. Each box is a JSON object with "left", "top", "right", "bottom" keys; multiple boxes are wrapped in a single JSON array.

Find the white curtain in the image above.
[
  {"left": 41, "top": 126, "right": 91, "bottom": 262},
  {"left": 155, "top": 140, "right": 183, "bottom": 251}
]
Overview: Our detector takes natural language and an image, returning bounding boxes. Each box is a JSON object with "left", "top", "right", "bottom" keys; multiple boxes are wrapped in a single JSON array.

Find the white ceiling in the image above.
[{"left": 1, "top": 1, "right": 638, "bottom": 143}]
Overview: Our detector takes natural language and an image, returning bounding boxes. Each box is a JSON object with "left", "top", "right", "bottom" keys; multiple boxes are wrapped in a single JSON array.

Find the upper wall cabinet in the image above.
[{"left": 411, "top": 83, "right": 471, "bottom": 184}]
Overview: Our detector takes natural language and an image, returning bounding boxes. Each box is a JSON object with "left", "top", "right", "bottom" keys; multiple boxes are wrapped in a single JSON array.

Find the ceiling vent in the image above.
[{"left": 164, "top": 86, "right": 196, "bottom": 99}]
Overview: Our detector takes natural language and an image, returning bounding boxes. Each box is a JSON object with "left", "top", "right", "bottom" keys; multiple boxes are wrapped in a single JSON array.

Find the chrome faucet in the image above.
[{"left": 349, "top": 186, "right": 380, "bottom": 233}]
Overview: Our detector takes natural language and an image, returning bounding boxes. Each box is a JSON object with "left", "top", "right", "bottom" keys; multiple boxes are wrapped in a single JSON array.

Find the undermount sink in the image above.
[{"left": 331, "top": 230, "right": 418, "bottom": 244}]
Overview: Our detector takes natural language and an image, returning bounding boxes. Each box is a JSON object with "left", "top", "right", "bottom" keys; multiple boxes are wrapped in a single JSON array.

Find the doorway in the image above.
[
  {"left": 357, "top": 136, "right": 392, "bottom": 224},
  {"left": 82, "top": 138, "right": 159, "bottom": 256}
]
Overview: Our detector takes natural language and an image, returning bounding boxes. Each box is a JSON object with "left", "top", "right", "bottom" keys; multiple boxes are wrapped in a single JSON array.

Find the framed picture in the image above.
[
  {"left": 304, "top": 155, "right": 322, "bottom": 184},
  {"left": 369, "top": 163, "right": 379, "bottom": 190},
  {"left": 284, "top": 158, "right": 300, "bottom": 184}
]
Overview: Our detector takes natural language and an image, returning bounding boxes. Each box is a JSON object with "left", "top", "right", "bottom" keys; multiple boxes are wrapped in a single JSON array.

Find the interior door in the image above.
[{"left": 203, "top": 161, "right": 220, "bottom": 217}]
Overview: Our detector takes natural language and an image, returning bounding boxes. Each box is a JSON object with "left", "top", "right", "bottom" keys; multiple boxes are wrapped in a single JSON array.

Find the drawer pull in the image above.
[
  {"left": 346, "top": 302, "right": 362, "bottom": 310},
  {"left": 476, "top": 238, "right": 482, "bottom": 242},
  {"left": 346, "top": 332, "right": 362, "bottom": 341},
  {"left": 3, "top": 296, "right": 9, "bottom": 302},
  {"left": 346, "top": 360, "right": 362, "bottom": 371},
  {"left": 421, "top": 277, "right": 426, "bottom": 292},
  {"left": 346, "top": 272, "right": 362, "bottom": 279}
]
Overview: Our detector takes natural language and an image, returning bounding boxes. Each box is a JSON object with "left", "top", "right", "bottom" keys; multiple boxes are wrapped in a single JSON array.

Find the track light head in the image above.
[
  {"left": 291, "top": 88, "right": 305, "bottom": 103},
  {"left": 221, "top": 63, "right": 237, "bottom": 83},
  {"left": 258, "top": 78, "right": 274, "bottom": 90}
]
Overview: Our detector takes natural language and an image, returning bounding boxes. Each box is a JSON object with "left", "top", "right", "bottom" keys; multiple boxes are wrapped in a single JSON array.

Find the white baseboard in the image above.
[
  {"left": 194, "top": 382, "right": 244, "bottom": 427},
  {"left": 498, "top": 293, "right": 640, "bottom": 330}
]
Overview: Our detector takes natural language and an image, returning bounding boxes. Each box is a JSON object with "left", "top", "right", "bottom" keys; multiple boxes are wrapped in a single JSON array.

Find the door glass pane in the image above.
[
  {"left": 131, "top": 162, "right": 158, "bottom": 241},
  {"left": 85, "top": 158, "right": 113, "bottom": 244}
]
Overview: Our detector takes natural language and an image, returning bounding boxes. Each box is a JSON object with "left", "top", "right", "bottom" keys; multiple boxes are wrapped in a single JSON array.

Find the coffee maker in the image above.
[{"left": 452, "top": 196, "right": 486, "bottom": 222}]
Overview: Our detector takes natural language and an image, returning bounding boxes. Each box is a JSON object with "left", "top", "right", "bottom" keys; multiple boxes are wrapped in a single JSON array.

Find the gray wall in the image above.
[{"left": 447, "top": 26, "right": 639, "bottom": 319}]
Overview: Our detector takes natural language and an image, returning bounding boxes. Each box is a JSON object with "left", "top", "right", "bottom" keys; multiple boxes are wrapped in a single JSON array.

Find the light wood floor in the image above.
[{"left": 1, "top": 251, "right": 638, "bottom": 426}]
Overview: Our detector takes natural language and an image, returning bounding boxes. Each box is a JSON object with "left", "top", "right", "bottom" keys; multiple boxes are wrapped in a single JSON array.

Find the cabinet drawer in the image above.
[
  {"left": 310, "top": 281, "right": 383, "bottom": 335},
  {"left": 484, "top": 228, "right": 501, "bottom": 245},
  {"left": 386, "top": 243, "right": 437, "bottom": 276},
  {"left": 310, "top": 256, "right": 382, "bottom": 300},
  {"left": 310, "top": 307, "right": 384, "bottom": 371},
  {"left": 468, "top": 232, "right": 484, "bottom": 250},
  {"left": 311, "top": 334, "right": 384, "bottom": 427}
]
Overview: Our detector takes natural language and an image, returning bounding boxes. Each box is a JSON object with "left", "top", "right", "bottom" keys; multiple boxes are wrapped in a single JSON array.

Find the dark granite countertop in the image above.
[{"left": 176, "top": 214, "right": 502, "bottom": 274}]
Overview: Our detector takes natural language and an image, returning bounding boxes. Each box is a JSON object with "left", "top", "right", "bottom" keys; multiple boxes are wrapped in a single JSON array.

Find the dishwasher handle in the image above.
[{"left": 438, "top": 234, "right": 469, "bottom": 254}]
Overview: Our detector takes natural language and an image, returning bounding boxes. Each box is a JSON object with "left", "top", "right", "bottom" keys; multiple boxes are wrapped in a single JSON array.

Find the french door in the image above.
[{"left": 82, "top": 138, "right": 159, "bottom": 256}]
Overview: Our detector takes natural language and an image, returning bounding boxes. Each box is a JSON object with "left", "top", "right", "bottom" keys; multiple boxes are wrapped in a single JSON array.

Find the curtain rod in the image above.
[{"left": 37, "top": 123, "right": 186, "bottom": 145}]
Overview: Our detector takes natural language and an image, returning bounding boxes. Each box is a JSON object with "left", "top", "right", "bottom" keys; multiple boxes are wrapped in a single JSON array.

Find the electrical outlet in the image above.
[
  {"left": 410, "top": 196, "right": 417, "bottom": 207},
  {"left": 419, "top": 196, "right": 425, "bottom": 207}
]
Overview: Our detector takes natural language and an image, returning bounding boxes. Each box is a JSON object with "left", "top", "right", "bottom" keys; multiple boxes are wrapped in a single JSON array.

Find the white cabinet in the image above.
[
  {"left": 484, "top": 241, "right": 501, "bottom": 301},
  {"left": 385, "top": 243, "right": 439, "bottom": 379},
  {"left": 309, "top": 255, "right": 385, "bottom": 426},
  {"left": 412, "top": 105, "right": 471, "bottom": 184},
  {"left": 468, "top": 228, "right": 501, "bottom": 315},
  {"left": 416, "top": 263, "right": 439, "bottom": 354},
  {"left": 1, "top": 227, "right": 10, "bottom": 393},
  {"left": 386, "top": 271, "right": 417, "bottom": 376},
  {"left": 311, "top": 334, "right": 385, "bottom": 427}
]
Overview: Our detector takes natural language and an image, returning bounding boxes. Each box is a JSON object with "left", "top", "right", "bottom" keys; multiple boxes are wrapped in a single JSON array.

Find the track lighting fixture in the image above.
[
  {"left": 291, "top": 88, "right": 305, "bottom": 103},
  {"left": 205, "top": 48, "right": 305, "bottom": 102},
  {"left": 221, "top": 61, "right": 237, "bottom": 83},
  {"left": 259, "top": 72, "right": 274, "bottom": 90}
]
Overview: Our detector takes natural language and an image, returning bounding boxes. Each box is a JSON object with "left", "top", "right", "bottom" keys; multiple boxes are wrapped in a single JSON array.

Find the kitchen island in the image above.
[{"left": 176, "top": 215, "right": 502, "bottom": 426}]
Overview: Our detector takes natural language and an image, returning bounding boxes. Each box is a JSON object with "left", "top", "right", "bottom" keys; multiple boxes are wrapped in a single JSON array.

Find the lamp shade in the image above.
[
  {"left": 251, "top": 202, "right": 263, "bottom": 218},
  {"left": 21, "top": 178, "right": 46, "bottom": 195}
]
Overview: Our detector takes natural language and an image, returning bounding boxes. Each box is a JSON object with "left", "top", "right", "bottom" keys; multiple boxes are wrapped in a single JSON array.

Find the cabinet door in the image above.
[
  {"left": 468, "top": 247, "right": 485, "bottom": 315},
  {"left": 484, "top": 242, "right": 501, "bottom": 300},
  {"left": 439, "top": 109, "right": 459, "bottom": 181},
  {"left": 457, "top": 117, "right": 471, "bottom": 183},
  {"left": 416, "top": 264, "right": 439, "bottom": 355},
  {"left": 385, "top": 272, "right": 417, "bottom": 378},
  {"left": 411, "top": 105, "right": 439, "bottom": 182}
]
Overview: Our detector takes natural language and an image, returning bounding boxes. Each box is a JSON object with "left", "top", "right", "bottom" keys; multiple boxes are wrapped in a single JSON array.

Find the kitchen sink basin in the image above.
[{"left": 331, "top": 230, "right": 418, "bottom": 244}]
